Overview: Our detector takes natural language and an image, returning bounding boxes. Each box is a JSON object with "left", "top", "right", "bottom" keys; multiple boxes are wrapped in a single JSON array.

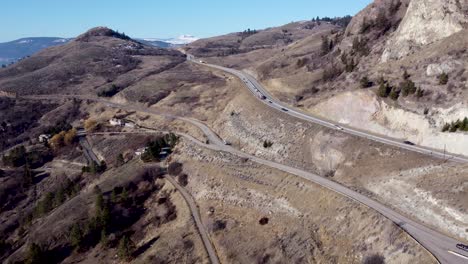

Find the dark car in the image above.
[
  {"left": 457, "top": 243, "right": 468, "bottom": 252},
  {"left": 403, "top": 140, "right": 415, "bottom": 145},
  {"left": 281, "top": 108, "right": 288, "bottom": 112}
]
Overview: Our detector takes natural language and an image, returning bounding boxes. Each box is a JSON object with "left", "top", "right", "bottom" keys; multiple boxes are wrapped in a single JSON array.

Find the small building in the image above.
[
  {"left": 135, "top": 147, "right": 147, "bottom": 156},
  {"left": 109, "top": 118, "right": 124, "bottom": 126},
  {"left": 38, "top": 134, "right": 51, "bottom": 143},
  {"left": 124, "top": 121, "right": 136, "bottom": 128}
]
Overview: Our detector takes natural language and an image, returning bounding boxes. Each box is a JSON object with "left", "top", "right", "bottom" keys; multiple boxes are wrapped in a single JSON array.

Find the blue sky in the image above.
[{"left": 1, "top": 0, "right": 372, "bottom": 42}]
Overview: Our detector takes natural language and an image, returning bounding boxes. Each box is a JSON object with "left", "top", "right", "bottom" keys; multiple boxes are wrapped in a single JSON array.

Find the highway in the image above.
[
  {"left": 185, "top": 56, "right": 468, "bottom": 263},
  {"left": 187, "top": 55, "right": 468, "bottom": 164},
  {"left": 22, "top": 94, "right": 468, "bottom": 263}
]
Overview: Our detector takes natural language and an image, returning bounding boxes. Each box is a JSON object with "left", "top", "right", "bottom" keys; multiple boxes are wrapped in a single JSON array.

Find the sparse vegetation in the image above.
[
  {"left": 263, "top": 140, "right": 273, "bottom": 148},
  {"left": 438, "top": 72, "right": 449, "bottom": 85},
  {"left": 400, "top": 79, "right": 417, "bottom": 97},
  {"left": 442, "top": 117, "right": 468, "bottom": 133},
  {"left": 84, "top": 118, "right": 98, "bottom": 132},
  {"left": 322, "top": 64, "right": 343, "bottom": 81},
  {"left": 82, "top": 161, "right": 107, "bottom": 174},
  {"left": 321, "top": 36, "right": 334, "bottom": 55},
  {"left": 377, "top": 80, "right": 391, "bottom": 98},
  {"left": 97, "top": 84, "right": 121, "bottom": 97},
  {"left": 49, "top": 128, "right": 77, "bottom": 149},
  {"left": 25, "top": 243, "right": 46, "bottom": 264},
  {"left": 363, "top": 254, "right": 385, "bottom": 264},
  {"left": 118, "top": 235, "right": 135, "bottom": 261},
  {"left": 352, "top": 37, "right": 370, "bottom": 57},
  {"left": 389, "top": 87, "right": 400, "bottom": 100},
  {"left": 296, "top": 57, "right": 309, "bottom": 68},
  {"left": 2, "top": 146, "right": 53, "bottom": 169},
  {"left": 360, "top": 76, "right": 372, "bottom": 88},
  {"left": 168, "top": 162, "right": 183, "bottom": 176},
  {"left": 141, "top": 133, "right": 179, "bottom": 162}
]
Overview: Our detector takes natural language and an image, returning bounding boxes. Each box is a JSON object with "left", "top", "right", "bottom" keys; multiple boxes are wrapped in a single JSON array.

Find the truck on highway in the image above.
[{"left": 403, "top": 140, "right": 415, "bottom": 145}]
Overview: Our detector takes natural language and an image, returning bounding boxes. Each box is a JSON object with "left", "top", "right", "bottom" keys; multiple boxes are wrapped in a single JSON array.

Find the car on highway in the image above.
[
  {"left": 457, "top": 243, "right": 468, "bottom": 252},
  {"left": 334, "top": 125, "right": 344, "bottom": 131},
  {"left": 403, "top": 140, "right": 415, "bottom": 145},
  {"left": 268, "top": 100, "right": 273, "bottom": 104},
  {"left": 281, "top": 108, "right": 288, "bottom": 112}
]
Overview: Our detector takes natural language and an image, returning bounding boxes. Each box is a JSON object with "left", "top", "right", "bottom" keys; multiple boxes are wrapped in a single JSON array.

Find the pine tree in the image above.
[
  {"left": 118, "top": 236, "right": 135, "bottom": 261},
  {"left": 69, "top": 224, "right": 82, "bottom": 249}
]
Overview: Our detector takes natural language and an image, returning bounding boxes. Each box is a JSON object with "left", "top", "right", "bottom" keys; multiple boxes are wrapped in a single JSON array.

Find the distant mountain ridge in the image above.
[
  {"left": 0, "top": 34, "right": 198, "bottom": 66},
  {"left": 0, "top": 37, "right": 72, "bottom": 65}
]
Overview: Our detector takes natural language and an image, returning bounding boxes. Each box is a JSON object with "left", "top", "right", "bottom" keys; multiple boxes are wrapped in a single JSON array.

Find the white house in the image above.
[{"left": 109, "top": 118, "right": 124, "bottom": 126}]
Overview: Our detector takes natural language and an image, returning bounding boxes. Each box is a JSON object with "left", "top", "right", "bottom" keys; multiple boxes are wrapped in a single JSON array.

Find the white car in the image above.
[{"left": 335, "top": 125, "right": 344, "bottom": 130}]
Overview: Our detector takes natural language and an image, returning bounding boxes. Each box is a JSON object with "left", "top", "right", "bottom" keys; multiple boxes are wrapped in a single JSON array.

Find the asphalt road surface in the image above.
[
  {"left": 22, "top": 92, "right": 468, "bottom": 263},
  {"left": 188, "top": 55, "right": 468, "bottom": 164},
  {"left": 186, "top": 56, "right": 468, "bottom": 263}
]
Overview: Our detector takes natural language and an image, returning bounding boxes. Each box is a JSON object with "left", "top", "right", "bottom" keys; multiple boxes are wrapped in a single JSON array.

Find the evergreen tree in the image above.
[
  {"left": 118, "top": 236, "right": 135, "bottom": 261},
  {"left": 69, "top": 224, "right": 82, "bottom": 249}
]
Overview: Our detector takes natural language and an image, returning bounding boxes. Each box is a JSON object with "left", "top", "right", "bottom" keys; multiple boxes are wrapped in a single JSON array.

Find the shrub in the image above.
[
  {"left": 84, "top": 119, "right": 98, "bottom": 132},
  {"left": 322, "top": 64, "right": 343, "bottom": 81},
  {"left": 389, "top": 87, "right": 400, "bottom": 100},
  {"left": 416, "top": 88, "right": 424, "bottom": 98},
  {"left": 25, "top": 243, "right": 45, "bottom": 264},
  {"left": 375, "top": 9, "right": 391, "bottom": 32},
  {"left": 97, "top": 84, "right": 121, "bottom": 97},
  {"left": 178, "top": 174, "right": 188, "bottom": 186},
  {"left": 168, "top": 162, "right": 183, "bottom": 176},
  {"left": 352, "top": 37, "right": 370, "bottom": 57},
  {"left": 69, "top": 223, "right": 83, "bottom": 249},
  {"left": 360, "top": 76, "right": 372, "bottom": 88},
  {"left": 400, "top": 80, "right": 416, "bottom": 97},
  {"left": 115, "top": 153, "right": 125, "bottom": 167},
  {"left": 377, "top": 82, "right": 391, "bottom": 98},
  {"left": 263, "top": 140, "right": 273, "bottom": 148},
  {"left": 321, "top": 35, "right": 335, "bottom": 56},
  {"left": 296, "top": 57, "right": 309, "bottom": 68},
  {"left": 360, "top": 18, "right": 372, "bottom": 34},
  {"left": 363, "top": 254, "right": 385, "bottom": 264},
  {"left": 438, "top": 72, "right": 449, "bottom": 85}
]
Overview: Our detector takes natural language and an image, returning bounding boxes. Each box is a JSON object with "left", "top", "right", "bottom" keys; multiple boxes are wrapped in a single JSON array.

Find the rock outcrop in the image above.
[{"left": 382, "top": 0, "right": 468, "bottom": 62}]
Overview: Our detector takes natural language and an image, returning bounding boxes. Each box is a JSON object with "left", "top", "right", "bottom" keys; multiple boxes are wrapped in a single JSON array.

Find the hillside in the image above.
[
  {"left": 186, "top": 0, "right": 468, "bottom": 157},
  {"left": 0, "top": 24, "right": 445, "bottom": 264}
]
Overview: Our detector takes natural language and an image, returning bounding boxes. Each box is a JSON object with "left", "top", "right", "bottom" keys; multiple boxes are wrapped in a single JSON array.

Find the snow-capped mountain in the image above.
[
  {"left": 0, "top": 37, "right": 72, "bottom": 65},
  {"left": 141, "top": 35, "right": 199, "bottom": 46}
]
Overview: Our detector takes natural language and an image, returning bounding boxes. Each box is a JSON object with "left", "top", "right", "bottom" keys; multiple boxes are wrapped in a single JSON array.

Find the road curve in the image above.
[
  {"left": 186, "top": 56, "right": 468, "bottom": 263},
  {"left": 165, "top": 175, "right": 220, "bottom": 264},
  {"left": 21, "top": 94, "right": 468, "bottom": 263},
  {"left": 187, "top": 56, "right": 468, "bottom": 164}
]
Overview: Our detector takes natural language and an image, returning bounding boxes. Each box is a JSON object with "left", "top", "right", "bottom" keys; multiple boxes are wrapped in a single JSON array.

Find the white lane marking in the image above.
[{"left": 448, "top": 250, "right": 468, "bottom": 260}]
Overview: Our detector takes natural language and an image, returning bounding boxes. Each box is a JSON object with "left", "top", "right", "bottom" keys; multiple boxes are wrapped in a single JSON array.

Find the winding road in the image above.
[
  {"left": 185, "top": 56, "right": 468, "bottom": 263},
  {"left": 22, "top": 89, "right": 468, "bottom": 263},
  {"left": 188, "top": 55, "right": 468, "bottom": 164}
]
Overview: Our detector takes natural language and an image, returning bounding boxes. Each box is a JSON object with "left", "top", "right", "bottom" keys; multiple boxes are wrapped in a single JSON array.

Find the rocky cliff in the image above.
[{"left": 382, "top": 0, "right": 468, "bottom": 61}]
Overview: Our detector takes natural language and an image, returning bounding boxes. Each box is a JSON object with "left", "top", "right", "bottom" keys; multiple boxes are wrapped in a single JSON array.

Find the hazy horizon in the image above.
[{"left": 1, "top": 0, "right": 372, "bottom": 42}]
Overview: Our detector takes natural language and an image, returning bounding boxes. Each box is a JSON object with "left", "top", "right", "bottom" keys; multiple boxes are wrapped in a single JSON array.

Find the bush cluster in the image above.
[
  {"left": 442, "top": 117, "right": 468, "bottom": 132},
  {"left": 141, "top": 133, "right": 179, "bottom": 162}
]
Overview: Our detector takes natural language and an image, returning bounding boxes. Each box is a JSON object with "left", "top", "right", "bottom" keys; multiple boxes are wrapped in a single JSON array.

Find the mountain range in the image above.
[{"left": 0, "top": 35, "right": 198, "bottom": 65}]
